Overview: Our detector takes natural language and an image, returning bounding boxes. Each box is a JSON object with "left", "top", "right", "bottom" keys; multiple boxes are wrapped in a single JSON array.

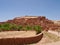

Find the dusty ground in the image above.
[{"left": 0, "top": 31, "right": 36, "bottom": 38}]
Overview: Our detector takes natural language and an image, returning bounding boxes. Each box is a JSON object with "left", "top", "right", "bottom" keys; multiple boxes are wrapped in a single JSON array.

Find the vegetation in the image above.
[
  {"left": 44, "top": 31, "right": 60, "bottom": 42},
  {"left": 0, "top": 23, "right": 42, "bottom": 34},
  {"left": 33, "top": 25, "right": 42, "bottom": 34},
  {"left": 25, "top": 25, "right": 32, "bottom": 31},
  {"left": 0, "top": 23, "right": 11, "bottom": 31},
  {"left": 17, "top": 25, "right": 23, "bottom": 31}
]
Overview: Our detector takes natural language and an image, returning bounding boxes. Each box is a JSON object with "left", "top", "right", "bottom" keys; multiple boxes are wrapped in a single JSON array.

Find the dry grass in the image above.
[{"left": 44, "top": 31, "right": 60, "bottom": 42}]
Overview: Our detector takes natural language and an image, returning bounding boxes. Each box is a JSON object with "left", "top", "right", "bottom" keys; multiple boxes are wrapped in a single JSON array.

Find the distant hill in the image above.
[{"left": 0, "top": 16, "right": 60, "bottom": 31}]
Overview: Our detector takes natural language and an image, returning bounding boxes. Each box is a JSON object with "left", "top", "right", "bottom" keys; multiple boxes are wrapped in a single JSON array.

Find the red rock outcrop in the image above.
[{"left": 1, "top": 16, "right": 60, "bottom": 31}]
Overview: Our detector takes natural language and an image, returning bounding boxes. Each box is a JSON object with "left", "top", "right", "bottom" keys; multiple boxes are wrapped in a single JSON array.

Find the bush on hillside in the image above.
[
  {"left": 17, "top": 25, "right": 23, "bottom": 31},
  {"left": 33, "top": 25, "right": 42, "bottom": 34},
  {"left": 25, "top": 25, "right": 32, "bottom": 31},
  {"left": 0, "top": 23, "right": 42, "bottom": 34}
]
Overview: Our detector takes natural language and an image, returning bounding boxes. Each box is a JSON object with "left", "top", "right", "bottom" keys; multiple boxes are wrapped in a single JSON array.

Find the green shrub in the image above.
[
  {"left": 33, "top": 25, "right": 42, "bottom": 34},
  {"left": 0, "top": 23, "right": 42, "bottom": 34},
  {"left": 0, "top": 23, "right": 11, "bottom": 31},
  {"left": 25, "top": 25, "right": 32, "bottom": 31},
  {"left": 0, "top": 24, "right": 3, "bottom": 31},
  {"left": 10, "top": 24, "right": 17, "bottom": 30},
  {"left": 17, "top": 25, "right": 23, "bottom": 31}
]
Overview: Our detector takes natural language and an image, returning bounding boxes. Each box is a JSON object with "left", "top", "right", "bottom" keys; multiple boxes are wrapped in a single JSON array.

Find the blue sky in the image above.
[{"left": 0, "top": 0, "right": 60, "bottom": 22}]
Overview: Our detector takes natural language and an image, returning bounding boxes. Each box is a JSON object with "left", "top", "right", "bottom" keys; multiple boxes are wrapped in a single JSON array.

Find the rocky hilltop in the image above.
[{"left": 0, "top": 16, "right": 60, "bottom": 31}]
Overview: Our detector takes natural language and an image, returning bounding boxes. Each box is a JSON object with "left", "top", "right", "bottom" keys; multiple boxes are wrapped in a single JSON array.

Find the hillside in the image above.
[{"left": 0, "top": 16, "right": 60, "bottom": 31}]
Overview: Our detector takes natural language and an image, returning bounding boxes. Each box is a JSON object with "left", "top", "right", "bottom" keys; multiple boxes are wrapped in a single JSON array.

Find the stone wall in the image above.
[{"left": 0, "top": 33, "right": 43, "bottom": 45}]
